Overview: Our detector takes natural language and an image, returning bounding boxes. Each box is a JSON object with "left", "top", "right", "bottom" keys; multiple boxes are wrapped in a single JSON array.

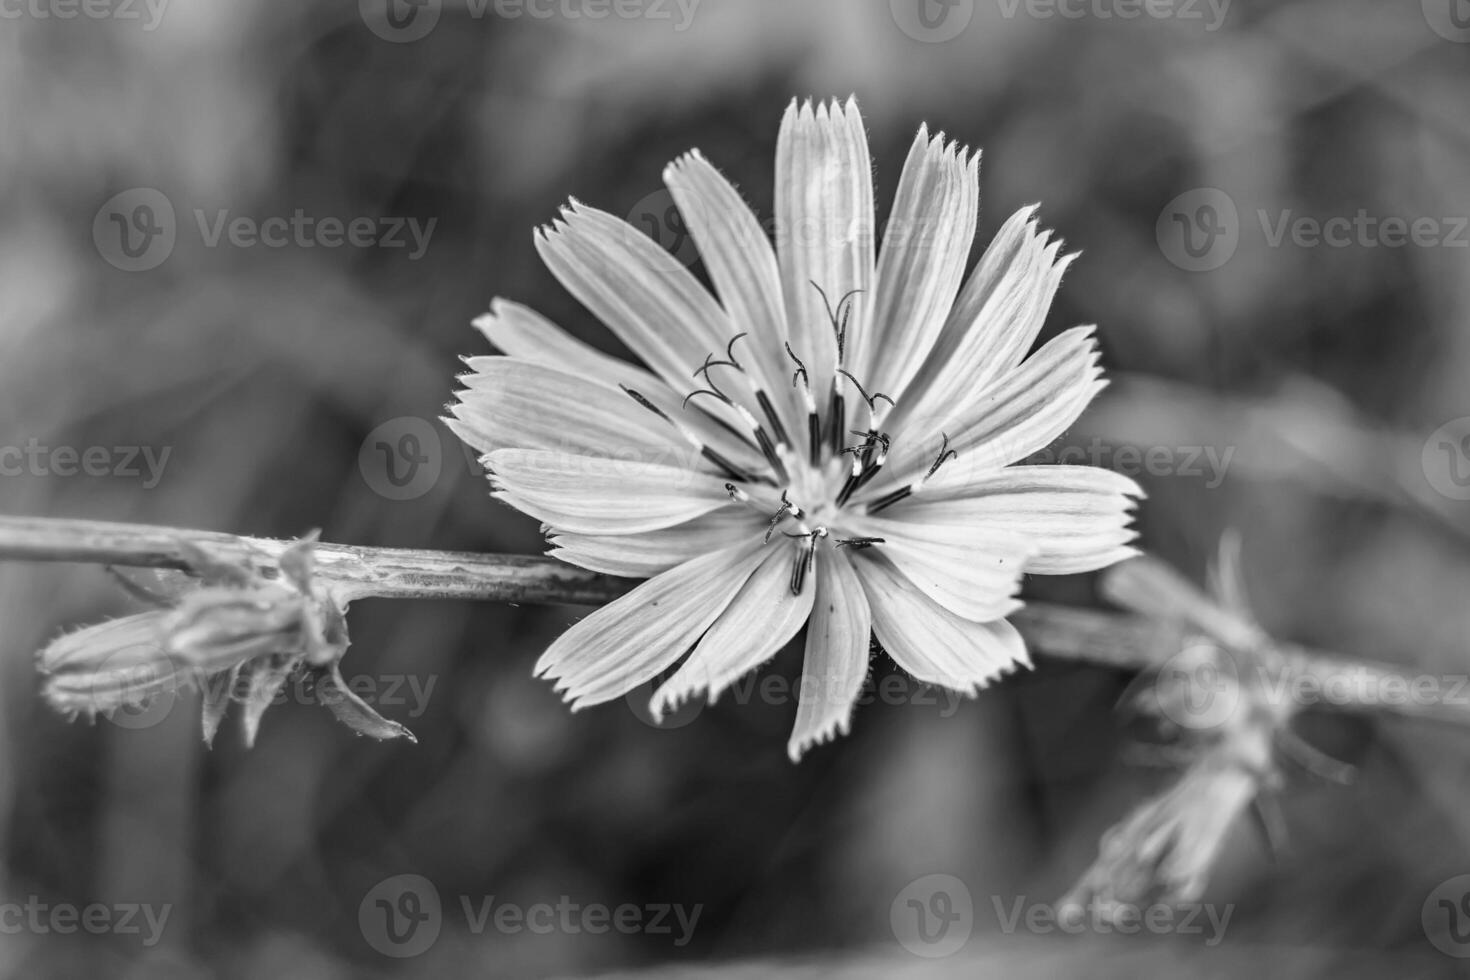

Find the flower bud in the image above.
[
  {"left": 162, "top": 584, "right": 307, "bottom": 673},
  {"left": 39, "top": 612, "right": 194, "bottom": 720}
]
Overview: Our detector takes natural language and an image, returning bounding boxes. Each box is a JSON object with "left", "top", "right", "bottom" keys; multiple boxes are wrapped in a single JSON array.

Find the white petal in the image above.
[
  {"left": 866, "top": 325, "right": 1104, "bottom": 496},
  {"left": 788, "top": 546, "right": 872, "bottom": 762},
  {"left": 888, "top": 208, "right": 1075, "bottom": 434},
  {"left": 775, "top": 97, "right": 874, "bottom": 408},
  {"left": 549, "top": 509, "right": 765, "bottom": 578},
  {"left": 536, "top": 543, "right": 766, "bottom": 709},
  {"left": 664, "top": 151, "right": 804, "bottom": 436},
  {"left": 856, "top": 555, "right": 1030, "bottom": 692},
  {"left": 844, "top": 519, "right": 1035, "bottom": 622},
  {"left": 889, "top": 466, "right": 1143, "bottom": 575},
  {"left": 849, "top": 127, "right": 979, "bottom": 411},
  {"left": 473, "top": 298, "right": 653, "bottom": 386},
  {"left": 487, "top": 448, "right": 733, "bottom": 535},
  {"left": 534, "top": 202, "right": 758, "bottom": 416},
  {"left": 651, "top": 540, "right": 816, "bottom": 719},
  {"left": 453, "top": 354, "right": 765, "bottom": 477},
  {"left": 450, "top": 358, "right": 693, "bottom": 462}
]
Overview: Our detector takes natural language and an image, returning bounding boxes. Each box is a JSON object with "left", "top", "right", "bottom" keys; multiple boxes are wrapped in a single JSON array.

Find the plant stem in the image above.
[
  {"left": 0, "top": 514, "right": 633, "bottom": 606},
  {"left": 4, "top": 514, "right": 1467, "bottom": 728}
]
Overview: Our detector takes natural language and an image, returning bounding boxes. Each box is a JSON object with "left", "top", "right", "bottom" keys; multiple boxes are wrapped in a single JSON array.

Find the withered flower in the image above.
[
  {"left": 1062, "top": 534, "right": 1349, "bottom": 919},
  {"left": 38, "top": 533, "right": 414, "bottom": 746}
]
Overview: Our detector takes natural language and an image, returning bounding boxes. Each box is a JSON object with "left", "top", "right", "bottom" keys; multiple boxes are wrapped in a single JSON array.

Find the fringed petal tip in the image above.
[
  {"left": 913, "top": 123, "right": 980, "bottom": 172},
  {"left": 786, "top": 715, "right": 854, "bottom": 764},
  {"left": 784, "top": 94, "right": 862, "bottom": 113}
]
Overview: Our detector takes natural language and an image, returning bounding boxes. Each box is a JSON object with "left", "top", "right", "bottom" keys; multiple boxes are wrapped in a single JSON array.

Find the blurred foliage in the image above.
[{"left": 2, "top": 0, "right": 1470, "bottom": 976}]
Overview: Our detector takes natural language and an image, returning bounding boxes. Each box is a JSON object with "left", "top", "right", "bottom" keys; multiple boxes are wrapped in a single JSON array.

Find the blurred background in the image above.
[{"left": 3, "top": 0, "right": 1470, "bottom": 975}]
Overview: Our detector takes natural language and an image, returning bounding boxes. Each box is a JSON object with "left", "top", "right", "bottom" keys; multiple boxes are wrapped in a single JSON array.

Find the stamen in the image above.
[
  {"left": 926, "top": 432, "right": 957, "bottom": 479},
  {"left": 755, "top": 391, "right": 792, "bottom": 450},
  {"left": 727, "top": 483, "right": 777, "bottom": 515},
  {"left": 763, "top": 490, "right": 803, "bottom": 544},
  {"left": 810, "top": 282, "right": 862, "bottom": 363},
  {"left": 723, "top": 332, "right": 748, "bottom": 372},
  {"left": 865, "top": 485, "right": 911, "bottom": 514},
  {"left": 827, "top": 385, "right": 846, "bottom": 458},
  {"left": 783, "top": 342, "right": 809, "bottom": 392},
  {"left": 682, "top": 384, "right": 730, "bottom": 412},
  {"left": 752, "top": 426, "right": 787, "bottom": 482},
  {"left": 620, "top": 385, "right": 757, "bottom": 483},
  {"left": 703, "top": 333, "right": 790, "bottom": 454},
  {"left": 784, "top": 342, "right": 823, "bottom": 468},
  {"left": 684, "top": 354, "right": 788, "bottom": 484},
  {"left": 835, "top": 537, "right": 885, "bottom": 550},
  {"left": 836, "top": 431, "right": 890, "bottom": 507},
  {"left": 836, "top": 369, "right": 895, "bottom": 428},
  {"left": 866, "top": 434, "right": 958, "bottom": 515},
  {"left": 784, "top": 527, "right": 827, "bottom": 596}
]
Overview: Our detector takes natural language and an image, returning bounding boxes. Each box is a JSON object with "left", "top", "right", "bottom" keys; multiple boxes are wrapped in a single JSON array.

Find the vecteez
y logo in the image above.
[
  {"left": 1153, "top": 643, "right": 1239, "bottom": 731},
  {"left": 1156, "top": 188, "right": 1240, "bottom": 272},
  {"left": 378, "top": 429, "right": 432, "bottom": 489},
  {"left": 359, "top": 417, "right": 444, "bottom": 501},
  {"left": 625, "top": 189, "right": 702, "bottom": 273},
  {"left": 1423, "top": 0, "right": 1470, "bottom": 42},
  {"left": 890, "top": 0, "right": 975, "bottom": 42},
  {"left": 909, "top": 890, "right": 961, "bottom": 943},
  {"left": 360, "top": 874, "right": 443, "bottom": 958},
  {"left": 93, "top": 188, "right": 176, "bottom": 272},
  {"left": 1423, "top": 875, "right": 1470, "bottom": 957},
  {"left": 1422, "top": 418, "right": 1470, "bottom": 501},
  {"left": 1440, "top": 434, "right": 1470, "bottom": 489},
  {"left": 360, "top": 0, "right": 442, "bottom": 43},
  {"left": 891, "top": 874, "right": 973, "bottom": 958}
]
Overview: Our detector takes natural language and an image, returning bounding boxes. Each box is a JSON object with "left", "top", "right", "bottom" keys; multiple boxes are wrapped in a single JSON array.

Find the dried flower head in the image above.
[
  {"left": 1066, "top": 535, "right": 1352, "bottom": 914},
  {"left": 450, "top": 97, "right": 1141, "bottom": 760},
  {"left": 1058, "top": 728, "right": 1273, "bottom": 918},
  {"left": 38, "top": 534, "right": 414, "bottom": 746}
]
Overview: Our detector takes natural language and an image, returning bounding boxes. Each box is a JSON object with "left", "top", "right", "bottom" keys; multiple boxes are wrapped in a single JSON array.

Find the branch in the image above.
[
  {"left": 0, "top": 514, "right": 632, "bottom": 606},
  {"left": 5, "top": 514, "right": 1467, "bottom": 728}
]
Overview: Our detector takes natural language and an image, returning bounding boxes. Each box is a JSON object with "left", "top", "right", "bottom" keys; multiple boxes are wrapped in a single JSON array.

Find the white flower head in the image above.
[{"left": 449, "top": 97, "right": 1142, "bottom": 760}]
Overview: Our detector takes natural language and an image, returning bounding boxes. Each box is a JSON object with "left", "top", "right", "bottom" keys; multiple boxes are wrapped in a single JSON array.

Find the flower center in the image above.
[{"left": 622, "top": 284, "right": 962, "bottom": 595}]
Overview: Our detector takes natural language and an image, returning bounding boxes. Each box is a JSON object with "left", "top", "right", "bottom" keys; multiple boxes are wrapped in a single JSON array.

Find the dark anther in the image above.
[
  {"left": 624, "top": 386, "right": 751, "bottom": 482},
  {"left": 784, "top": 527, "right": 826, "bottom": 596},
  {"left": 620, "top": 385, "right": 672, "bottom": 422},
  {"left": 865, "top": 486, "right": 912, "bottom": 514},
  {"left": 753, "top": 425, "right": 785, "bottom": 477},
  {"left": 828, "top": 389, "right": 846, "bottom": 457},
  {"left": 836, "top": 537, "right": 886, "bottom": 550},
  {"left": 700, "top": 447, "right": 755, "bottom": 484},
  {"left": 789, "top": 546, "right": 813, "bottom": 596},
  {"left": 841, "top": 430, "right": 890, "bottom": 461},
  {"left": 755, "top": 391, "right": 792, "bottom": 450}
]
